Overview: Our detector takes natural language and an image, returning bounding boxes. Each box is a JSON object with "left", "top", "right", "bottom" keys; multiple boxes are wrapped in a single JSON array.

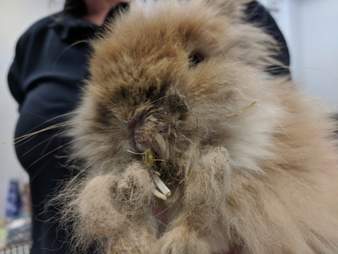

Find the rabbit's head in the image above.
[{"left": 70, "top": 0, "right": 283, "bottom": 177}]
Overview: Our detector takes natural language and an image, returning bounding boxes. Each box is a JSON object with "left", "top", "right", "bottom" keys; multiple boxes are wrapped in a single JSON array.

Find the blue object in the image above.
[{"left": 5, "top": 179, "right": 23, "bottom": 220}]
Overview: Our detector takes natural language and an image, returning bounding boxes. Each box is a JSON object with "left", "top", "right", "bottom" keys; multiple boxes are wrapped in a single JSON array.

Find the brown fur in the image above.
[{"left": 62, "top": 0, "right": 338, "bottom": 253}]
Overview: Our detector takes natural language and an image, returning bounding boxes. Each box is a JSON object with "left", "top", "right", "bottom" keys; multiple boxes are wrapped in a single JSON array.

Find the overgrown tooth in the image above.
[
  {"left": 152, "top": 189, "right": 168, "bottom": 200},
  {"left": 153, "top": 174, "right": 171, "bottom": 198},
  {"left": 154, "top": 134, "right": 168, "bottom": 159}
]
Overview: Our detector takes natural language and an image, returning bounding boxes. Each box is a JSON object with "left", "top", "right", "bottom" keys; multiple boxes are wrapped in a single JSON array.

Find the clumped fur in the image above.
[{"left": 61, "top": 0, "right": 338, "bottom": 253}]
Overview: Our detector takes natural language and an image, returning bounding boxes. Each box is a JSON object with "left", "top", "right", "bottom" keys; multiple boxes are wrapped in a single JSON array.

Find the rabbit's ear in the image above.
[{"left": 205, "top": 0, "right": 251, "bottom": 19}]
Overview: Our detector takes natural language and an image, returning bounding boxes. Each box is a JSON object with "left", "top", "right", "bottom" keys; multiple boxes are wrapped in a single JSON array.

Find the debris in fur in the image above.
[
  {"left": 143, "top": 149, "right": 156, "bottom": 168},
  {"left": 224, "top": 101, "right": 257, "bottom": 118}
]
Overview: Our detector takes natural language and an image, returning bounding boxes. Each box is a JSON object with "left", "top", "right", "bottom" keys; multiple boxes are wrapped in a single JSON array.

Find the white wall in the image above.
[
  {"left": 261, "top": 0, "right": 338, "bottom": 112},
  {"left": 0, "top": 1, "right": 63, "bottom": 218},
  {"left": 292, "top": 0, "right": 338, "bottom": 112}
]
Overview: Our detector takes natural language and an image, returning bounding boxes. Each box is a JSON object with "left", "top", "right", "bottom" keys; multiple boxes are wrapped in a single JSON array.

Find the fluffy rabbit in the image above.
[{"left": 61, "top": 0, "right": 338, "bottom": 253}]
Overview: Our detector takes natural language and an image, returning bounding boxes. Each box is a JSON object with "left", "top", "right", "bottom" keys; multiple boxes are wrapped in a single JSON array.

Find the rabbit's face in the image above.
[{"left": 72, "top": 0, "right": 281, "bottom": 174}]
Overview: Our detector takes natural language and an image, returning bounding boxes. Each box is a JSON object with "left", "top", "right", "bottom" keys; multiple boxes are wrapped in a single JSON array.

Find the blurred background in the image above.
[
  {"left": 0, "top": 0, "right": 64, "bottom": 248},
  {"left": 0, "top": 0, "right": 337, "bottom": 247}
]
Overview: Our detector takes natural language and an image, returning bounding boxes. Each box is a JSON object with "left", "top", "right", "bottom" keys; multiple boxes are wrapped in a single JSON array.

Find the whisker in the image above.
[
  {"left": 224, "top": 101, "right": 257, "bottom": 118},
  {"left": 28, "top": 140, "right": 74, "bottom": 173},
  {"left": 15, "top": 122, "right": 69, "bottom": 145},
  {"left": 22, "top": 111, "right": 74, "bottom": 135},
  {"left": 28, "top": 141, "right": 77, "bottom": 186},
  {"left": 21, "top": 130, "right": 64, "bottom": 157},
  {"left": 12, "top": 111, "right": 74, "bottom": 145},
  {"left": 126, "top": 149, "right": 145, "bottom": 156},
  {"left": 40, "top": 128, "right": 69, "bottom": 158},
  {"left": 37, "top": 112, "right": 75, "bottom": 127}
]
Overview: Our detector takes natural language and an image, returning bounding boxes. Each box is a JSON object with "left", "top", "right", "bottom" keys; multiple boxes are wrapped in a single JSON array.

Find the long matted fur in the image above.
[{"left": 60, "top": 0, "right": 338, "bottom": 253}]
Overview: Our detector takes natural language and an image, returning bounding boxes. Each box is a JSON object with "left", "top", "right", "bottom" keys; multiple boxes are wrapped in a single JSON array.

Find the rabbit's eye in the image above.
[{"left": 188, "top": 51, "right": 205, "bottom": 67}]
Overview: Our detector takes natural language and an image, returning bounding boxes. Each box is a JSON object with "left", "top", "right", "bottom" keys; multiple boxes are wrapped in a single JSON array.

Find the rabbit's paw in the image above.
[
  {"left": 113, "top": 162, "right": 154, "bottom": 213},
  {"left": 157, "top": 226, "right": 211, "bottom": 254},
  {"left": 77, "top": 174, "right": 127, "bottom": 237}
]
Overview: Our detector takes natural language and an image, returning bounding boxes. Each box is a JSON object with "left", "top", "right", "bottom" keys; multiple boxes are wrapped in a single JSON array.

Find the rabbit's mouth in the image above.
[
  {"left": 128, "top": 118, "right": 185, "bottom": 189},
  {"left": 131, "top": 127, "right": 169, "bottom": 161},
  {"left": 128, "top": 110, "right": 170, "bottom": 158}
]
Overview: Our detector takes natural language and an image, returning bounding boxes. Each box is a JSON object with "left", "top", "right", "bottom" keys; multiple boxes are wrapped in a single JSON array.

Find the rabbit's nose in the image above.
[
  {"left": 128, "top": 117, "right": 137, "bottom": 130},
  {"left": 128, "top": 112, "right": 145, "bottom": 130}
]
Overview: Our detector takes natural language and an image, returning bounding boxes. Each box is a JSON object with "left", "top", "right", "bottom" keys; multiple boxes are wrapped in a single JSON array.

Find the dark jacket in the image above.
[{"left": 7, "top": 2, "right": 289, "bottom": 253}]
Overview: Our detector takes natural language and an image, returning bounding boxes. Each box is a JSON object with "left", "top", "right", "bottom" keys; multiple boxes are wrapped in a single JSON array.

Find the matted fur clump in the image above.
[{"left": 61, "top": 0, "right": 338, "bottom": 253}]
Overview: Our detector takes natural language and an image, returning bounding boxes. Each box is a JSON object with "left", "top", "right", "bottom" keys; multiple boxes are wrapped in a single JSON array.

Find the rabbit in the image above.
[{"left": 60, "top": 0, "right": 338, "bottom": 253}]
